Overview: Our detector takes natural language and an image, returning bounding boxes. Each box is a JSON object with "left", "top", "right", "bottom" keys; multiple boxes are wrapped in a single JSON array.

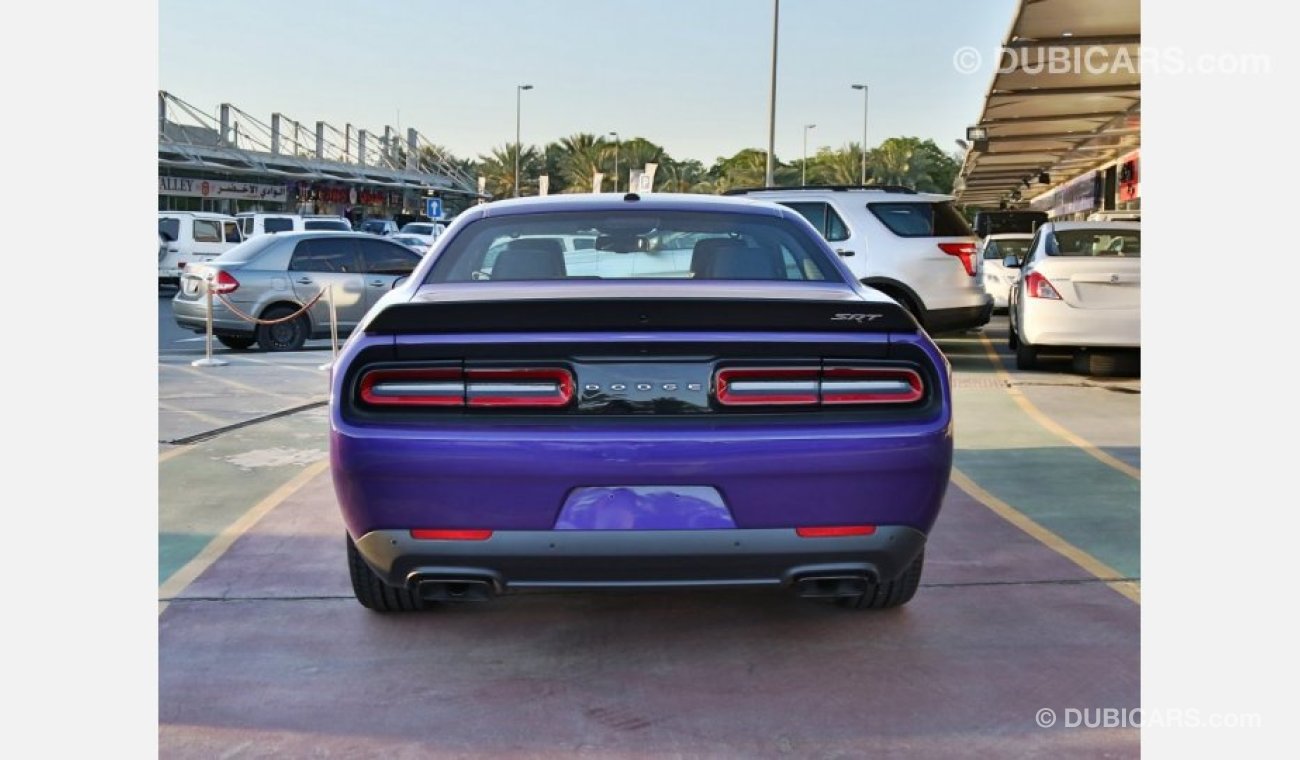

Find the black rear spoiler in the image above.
[{"left": 365, "top": 298, "right": 918, "bottom": 334}]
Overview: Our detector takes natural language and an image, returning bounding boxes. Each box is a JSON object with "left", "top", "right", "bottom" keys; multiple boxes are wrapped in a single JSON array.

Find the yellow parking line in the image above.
[
  {"left": 158, "top": 459, "right": 330, "bottom": 615},
  {"left": 951, "top": 468, "right": 1139, "bottom": 604},
  {"left": 160, "top": 363, "right": 301, "bottom": 402},
  {"left": 158, "top": 399, "right": 226, "bottom": 427},
  {"left": 158, "top": 445, "right": 193, "bottom": 464},
  {"left": 977, "top": 333, "right": 1140, "bottom": 480}
]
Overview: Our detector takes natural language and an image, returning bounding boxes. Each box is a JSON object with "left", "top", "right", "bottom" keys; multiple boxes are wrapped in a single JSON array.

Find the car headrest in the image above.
[
  {"left": 490, "top": 242, "right": 567, "bottom": 280},
  {"left": 690, "top": 238, "right": 745, "bottom": 277},
  {"left": 701, "top": 243, "right": 785, "bottom": 280}
]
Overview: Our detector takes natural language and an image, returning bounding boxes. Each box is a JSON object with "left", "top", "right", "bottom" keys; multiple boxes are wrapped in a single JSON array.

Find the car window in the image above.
[
  {"left": 867, "top": 201, "right": 973, "bottom": 238},
  {"left": 159, "top": 217, "right": 180, "bottom": 241},
  {"left": 192, "top": 219, "right": 222, "bottom": 243},
  {"left": 427, "top": 211, "right": 839, "bottom": 283},
  {"left": 402, "top": 224, "right": 433, "bottom": 235},
  {"left": 572, "top": 237, "right": 596, "bottom": 250},
  {"left": 1049, "top": 229, "right": 1141, "bottom": 257},
  {"left": 239, "top": 218, "right": 253, "bottom": 235},
  {"left": 305, "top": 219, "right": 351, "bottom": 231},
  {"left": 984, "top": 238, "right": 1030, "bottom": 261},
  {"left": 264, "top": 217, "right": 296, "bottom": 234},
  {"left": 359, "top": 239, "right": 422, "bottom": 275},
  {"left": 223, "top": 221, "right": 242, "bottom": 243},
  {"left": 779, "top": 202, "right": 850, "bottom": 243},
  {"left": 288, "top": 237, "right": 360, "bottom": 273}
]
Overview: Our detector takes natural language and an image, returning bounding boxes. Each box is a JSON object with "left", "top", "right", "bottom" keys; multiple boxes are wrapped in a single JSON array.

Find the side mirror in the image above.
[{"left": 1003, "top": 254, "right": 1022, "bottom": 269}]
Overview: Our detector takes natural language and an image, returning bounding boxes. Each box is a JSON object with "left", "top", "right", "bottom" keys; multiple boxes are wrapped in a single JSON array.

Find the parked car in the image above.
[
  {"left": 397, "top": 221, "right": 447, "bottom": 241},
  {"left": 171, "top": 231, "right": 423, "bottom": 351},
  {"left": 1007, "top": 221, "right": 1140, "bottom": 374},
  {"left": 235, "top": 213, "right": 352, "bottom": 238},
  {"left": 331, "top": 193, "right": 953, "bottom": 613},
  {"left": 725, "top": 186, "right": 992, "bottom": 334},
  {"left": 979, "top": 233, "right": 1034, "bottom": 309},
  {"left": 390, "top": 234, "right": 433, "bottom": 256},
  {"left": 359, "top": 219, "right": 399, "bottom": 236},
  {"left": 158, "top": 211, "right": 243, "bottom": 288},
  {"left": 973, "top": 209, "right": 1047, "bottom": 238}
]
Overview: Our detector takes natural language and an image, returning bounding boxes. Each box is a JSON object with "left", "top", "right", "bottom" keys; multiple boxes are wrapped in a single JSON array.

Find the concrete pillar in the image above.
[
  {"left": 358, "top": 129, "right": 368, "bottom": 166},
  {"left": 345, "top": 124, "right": 353, "bottom": 162},
  {"left": 220, "top": 103, "right": 232, "bottom": 146},
  {"left": 384, "top": 126, "right": 394, "bottom": 163},
  {"left": 271, "top": 113, "right": 282, "bottom": 155},
  {"left": 407, "top": 129, "right": 418, "bottom": 171},
  {"left": 315, "top": 121, "right": 325, "bottom": 160},
  {"left": 158, "top": 92, "right": 167, "bottom": 138}
]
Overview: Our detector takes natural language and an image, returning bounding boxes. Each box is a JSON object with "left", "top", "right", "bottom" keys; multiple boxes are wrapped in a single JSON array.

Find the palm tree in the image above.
[
  {"left": 655, "top": 159, "right": 708, "bottom": 193},
  {"left": 553, "top": 133, "right": 607, "bottom": 192},
  {"left": 807, "top": 144, "right": 866, "bottom": 185},
  {"left": 476, "top": 144, "right": 541, "bottom": 198}
]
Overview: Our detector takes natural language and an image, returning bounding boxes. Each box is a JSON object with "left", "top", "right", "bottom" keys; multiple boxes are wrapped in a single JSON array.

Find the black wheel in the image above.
[
  {"left": 873, "top": 285, "right": 923, "bottom": 329},
  {"left": 1015, "top": 338, "right": 1038, "bottom": 370},
  {"left": 839, "top": 551, "right": 924, "bottom": 610},
  {"left": 256, "top": 305, "right": 309, "bottom": 352},
  {"left": 347, "top": 534, "right": 428, "bottom": 612},
  {"left": 1008, "top": 325, "right": 1019, "bottom": 349},
  {"left": 216, "top": 334, "right": 256, "bottom": 350}
]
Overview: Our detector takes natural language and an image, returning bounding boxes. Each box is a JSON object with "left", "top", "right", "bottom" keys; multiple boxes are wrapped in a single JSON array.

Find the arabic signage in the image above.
[
  {"left": 1034, "top": 171, "right": 1100, "bottom": 218},
  {"left": 158, "top": 176, "right": 288, "bottom": 202},
  {"left": 298, "top": 184, "right": 396, "bottom": 206}
]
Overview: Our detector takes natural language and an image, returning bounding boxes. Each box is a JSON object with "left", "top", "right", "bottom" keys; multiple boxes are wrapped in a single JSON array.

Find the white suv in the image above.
[
  {"left": 235, "top": 213, "right": 352, "bottom": 238},
  {"left": 158, "top": 211, "right": 243, "bottom": 288},
  {"left": 727, "top": 186, "right": 992, "bottom": 333}
]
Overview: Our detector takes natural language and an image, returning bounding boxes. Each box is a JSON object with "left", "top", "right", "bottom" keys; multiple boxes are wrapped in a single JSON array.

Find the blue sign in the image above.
[{"left": 425, "top": 197, "right": 444, "bottom": 219}]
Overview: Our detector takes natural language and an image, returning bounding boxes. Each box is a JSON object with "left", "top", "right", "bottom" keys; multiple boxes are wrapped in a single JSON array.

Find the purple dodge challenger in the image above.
[{"left": 330, "top": 193, "right": 952, "bottom": 612}]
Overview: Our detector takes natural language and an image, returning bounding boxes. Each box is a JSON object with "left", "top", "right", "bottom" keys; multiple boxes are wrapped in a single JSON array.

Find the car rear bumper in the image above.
[
  {"left": 1022, "top": 301, "right": 1140, "bottom": 348},
  {"left": 352, "top": 525, "right": 928, "bottom": 591},
  {"left": 924, "top": 297, "right": 993, "bottom": 333},
  {"left": 171, "top": 297, "right": 257, "bottom": 336}
]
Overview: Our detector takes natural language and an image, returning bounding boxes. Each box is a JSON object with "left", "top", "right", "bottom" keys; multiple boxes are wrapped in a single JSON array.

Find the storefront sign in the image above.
[
  {"left": 158, "top": 176, "right": 287, "bottom": 202},
  {"left": 1118, "top": 151, "right": 1140, "bottom": 203}
]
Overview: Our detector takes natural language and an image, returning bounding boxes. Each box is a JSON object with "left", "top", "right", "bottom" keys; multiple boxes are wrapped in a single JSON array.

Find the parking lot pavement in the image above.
[{"left": 159, "top": 316, "right": 1140, "bottom": 756}]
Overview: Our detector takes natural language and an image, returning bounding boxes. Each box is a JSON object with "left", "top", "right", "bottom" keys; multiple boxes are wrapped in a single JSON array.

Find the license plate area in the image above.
[{"left": 554, "top": 486, "right": 735, "bottom": 530}]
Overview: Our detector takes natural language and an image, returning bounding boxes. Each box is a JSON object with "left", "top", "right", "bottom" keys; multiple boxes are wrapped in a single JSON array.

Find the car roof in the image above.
[
  {"left": 1047, "top": 220, "right": 1140, "bottom": 232},
  {"left": 256, "top": 230, "right": 387, "bottom": 242},
  {"left": 470, "top": 192, "right": 788, "bottom": 220},
  {"left": 159, "top": 211, "right": 234, "bottom": 219},
  {"left": 985, "top": 233, "right": 1035, "bottom": 239},
  {"left": 726, "top": 186, "right": 954, "bottom": 203}
]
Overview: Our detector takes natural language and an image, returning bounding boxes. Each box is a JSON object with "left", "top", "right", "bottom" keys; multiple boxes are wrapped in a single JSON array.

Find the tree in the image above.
[
  {"left": 806, "top": 143, "right": 866, "bottom": 186},
  {"left": 476, "top": 144, "right": 542, "bottom": 198},
  {"left": 655, "top": 158, "right": 708, "bottom": 193},
  {"left": 552, "top": 133, "right": 607, "bottom": 193},
  {"left": 708, "top": 148, "right": 795, "bottom": 190}
]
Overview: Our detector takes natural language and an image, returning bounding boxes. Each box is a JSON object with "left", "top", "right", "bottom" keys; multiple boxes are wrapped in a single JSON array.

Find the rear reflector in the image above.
[
  {"left": 359, "top": 366, "right": 574, "bottom": 408},
  {"left": 715, "top": 366, "right": 923, "bottom": 407},
  {"left": 938, "top": 242, "right": 978, "bottom": 276},
  {"left": 410, "top": 529, "right": 494, "bottom": 541},
  {"left": 796, "top": 525, "right": 877, "bottom": 538}
]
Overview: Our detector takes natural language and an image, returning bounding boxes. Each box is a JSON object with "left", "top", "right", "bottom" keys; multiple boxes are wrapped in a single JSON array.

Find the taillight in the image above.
[
  {"left": 715, "top": 367, "right": 819, "bottom": 406},
  {"left": 714, "top": 366, "right": 924, "bottom": 407},
  {"left": 358, "top": 366, "right": 574, "bottom": 408},
  {"left": 359, "top": 367, "right": 465, "bottom": 406},
  {"left": 465, "top": 367, "right": 574, "bottom": 408},
  {"left": 410, "top": 529, "right": 493, "bottom": 541},
  {"left": 1025, "top": 271, "right": 1062, "bottom": 300},
  {"left": 938, "top": 242, "right": 978, "bottom": 276},
  {"left": 212, "top": 270, "right": 240, "bottom": 294}
]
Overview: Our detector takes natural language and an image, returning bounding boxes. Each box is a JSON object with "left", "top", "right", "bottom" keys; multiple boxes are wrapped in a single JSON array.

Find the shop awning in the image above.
[{"left": 953, "top": 0, "right": 1140, "bottom": 208}]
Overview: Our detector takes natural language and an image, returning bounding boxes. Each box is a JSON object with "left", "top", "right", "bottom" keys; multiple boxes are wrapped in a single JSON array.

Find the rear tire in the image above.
[
  {"left": 347, "top": 534, "right": 428, "bottom": 612},
  {"left": 1014, "top": 338, "right": 1038, "bottom": 370},
  {"left": 839, "top": 551, "right": 924, "bottom": 610},
  {"left": 257, "top": 305, "right": 309, "bottom": 352},
  {"left": 217, "top": 335, "right": 256, "bottom": 350}
]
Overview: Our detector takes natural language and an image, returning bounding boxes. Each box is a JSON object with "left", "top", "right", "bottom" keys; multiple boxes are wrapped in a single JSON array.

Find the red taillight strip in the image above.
[
  {"left": 715, "top": 367, "right": 820, "bottom": 406},
  {"left": 796, "top": 525, "right": 877, "bottom": 538},
  {"left": 465, "top": 367, "right": 574, "bottom": 408},
  {"left": 820, "top": 367, "right": 924, "bottom": 405},
  {"left": 359, "top": 368, "right": 465, "bottom": 406},
  {"left": 938, "top": 242, "right": 978, "bottom": 276},
  {"left": 410, "top": 529, "right": 493, "bottom": 541}
]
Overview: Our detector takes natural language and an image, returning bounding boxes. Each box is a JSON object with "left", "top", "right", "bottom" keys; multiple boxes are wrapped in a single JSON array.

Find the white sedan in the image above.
[
  {"left": 979, "top": 233, "right": 1033, "bottom": 309},
  {"left": 1007, "top": 221, "right": 1140, "bottom": 373}
]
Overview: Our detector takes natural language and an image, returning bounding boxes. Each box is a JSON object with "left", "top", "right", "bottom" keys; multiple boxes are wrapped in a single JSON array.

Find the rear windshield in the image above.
[
  {"left": 305, "top": 219, "right": 351, "bottom": 231},
  {"left": 868, "top": 201, "right": 973, "bottom": 238},
  {"left": 264, "top": 217, "right": 296, "bottom": 233},
  {"left": 213, "top": 235, "right": 282, "bottom": 264},
  {"left": 425, "top": 210, "right": 841, "bottom": 283},
  {"left": 402, "top": 223, "right": 434, "bottom": 235},
  {"left": 983, "top": 238, "right": 1032, "bottom": 261},
  {"left": 1049, "top": 228, "right": 1140, "bottom": 257},
  {"left": 158, "top": 217, "right": 180, "bottom": 241}
]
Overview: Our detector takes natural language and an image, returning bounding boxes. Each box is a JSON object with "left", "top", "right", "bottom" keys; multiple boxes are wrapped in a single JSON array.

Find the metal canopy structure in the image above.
[
  {"left": 157, "top": 91, "right": 482, "bottom": 198},
  {"left": 953, "top": 0, "right": 1139, "bottom": 208}
]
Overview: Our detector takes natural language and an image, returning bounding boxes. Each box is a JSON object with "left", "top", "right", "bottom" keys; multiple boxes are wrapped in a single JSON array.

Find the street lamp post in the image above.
[
  {"left": 514, "top": 84, "right": 533, "bottom": 197},
  {"left": 608, "top": 131, "right": 620, "bottom": 193},
  {"left": 851, "top": 83, "right": 868, "bottom": 185},
  {"left": 802, "top": 123, "right": 816, "bottom": 186},
  {"left": 765, "top": 0, "right": 779, "bottom": 187}
]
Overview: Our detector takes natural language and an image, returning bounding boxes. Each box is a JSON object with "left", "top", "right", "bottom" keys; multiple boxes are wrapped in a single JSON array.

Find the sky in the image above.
[{"left": 159, "top": 0, "right": 1018, "bottom": 165}]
